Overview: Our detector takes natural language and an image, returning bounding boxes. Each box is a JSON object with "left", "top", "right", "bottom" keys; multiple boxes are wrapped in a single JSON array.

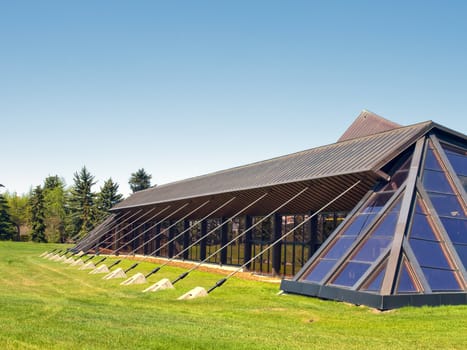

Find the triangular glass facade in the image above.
[{"left": 283, "top": 132, "right": 467, "bottom": 309}]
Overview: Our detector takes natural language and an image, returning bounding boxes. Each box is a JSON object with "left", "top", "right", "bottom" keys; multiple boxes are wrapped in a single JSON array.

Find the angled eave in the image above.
[{"left": 112, "top": 121, "right": 434, "bottom": 211}]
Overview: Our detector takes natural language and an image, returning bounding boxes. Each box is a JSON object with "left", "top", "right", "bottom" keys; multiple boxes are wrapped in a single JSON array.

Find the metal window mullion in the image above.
[
  {"left": 381, "top": 137, "right": 425, "bottom": 295},
  {"left": 322, "top": 182, "right": 407, "bottom": 285},
  {"left": 417, "top": 184, "right": 467, "bottom": 285},
  {"left": 293, "top": 188, "right": 374, "bottom": 281},
  {"left": 430, "top": 134, "right": 467, "bottom": 205},
  {"left": 402, "top": 239, "right": 431, "bottom": 293},
  {"left": 353, "top": 248, "right": 391, "bottom": 291}
]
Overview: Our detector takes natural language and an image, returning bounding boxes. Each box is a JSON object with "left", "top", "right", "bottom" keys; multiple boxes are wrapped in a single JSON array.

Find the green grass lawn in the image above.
[{"left": 0, "top": 242, "right": 466, "bottom": 349}]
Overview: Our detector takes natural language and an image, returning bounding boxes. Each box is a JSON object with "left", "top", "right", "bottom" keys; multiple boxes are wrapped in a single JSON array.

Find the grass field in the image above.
[{"left": 0, "top": 242, "right": 466, "bottom": 349}]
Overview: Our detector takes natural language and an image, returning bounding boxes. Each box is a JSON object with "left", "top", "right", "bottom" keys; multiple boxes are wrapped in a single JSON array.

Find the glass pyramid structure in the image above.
[{"left": 281, "top": 131, "right": 467, "bottom": 309}]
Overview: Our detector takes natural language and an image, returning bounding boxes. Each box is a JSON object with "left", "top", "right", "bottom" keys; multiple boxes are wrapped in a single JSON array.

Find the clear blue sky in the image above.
[{"left": 1, "top": 1, "right": 466, "bottom": 196}]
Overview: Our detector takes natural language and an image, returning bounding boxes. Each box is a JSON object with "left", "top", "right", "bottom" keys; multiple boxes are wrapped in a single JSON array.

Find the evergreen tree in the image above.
[
  {"left": 29, "top": 186, "right": 47, "bottom": 242},
  {"left": 96, "top": 178, "right": 123, "bottom": 221},
  {"left": 68, "top": 166, "right": 96, "bottom": 238},
  {"left": 43, "top": 176, "right": 68, "bottom": 242},
  {"left": 129, "top": 168, "right": 152, "bottom": 193},
  {"left": 0, "top": 194, "right": 16, "bottom": 240}
]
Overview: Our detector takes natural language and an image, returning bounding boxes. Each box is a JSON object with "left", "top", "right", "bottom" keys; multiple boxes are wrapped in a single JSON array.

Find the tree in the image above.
[
  {"left": 0, "top": 194, "right": 16, "bottom": 240},
  {"left": 29, "top": 186, "right": 47, "bottom": 242},
  {"left": 129, "top": 168, "right": 152, "bottom": 193},
  {"left": 95, "top": 178, "right": 123, "bottom": 221},
  {"left": 43, "top": 176, "right": 68, "bottom": 243},
  {"left": 4, "top": 191, "right": 29, "bottom": 241},
  {"left": 68, "top": 166, "right": 96, "bottom": 238}
]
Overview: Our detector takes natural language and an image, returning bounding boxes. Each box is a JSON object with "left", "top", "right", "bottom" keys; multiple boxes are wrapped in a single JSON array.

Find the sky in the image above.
[{"left": 1, "top": 1, "right": 467, "bottom": 197}]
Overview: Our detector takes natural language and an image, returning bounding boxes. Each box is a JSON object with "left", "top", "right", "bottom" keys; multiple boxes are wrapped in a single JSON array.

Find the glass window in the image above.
[
  {"left": 341, "top": 214, "right": 375, "bottom": 236},
  {"left": 423, "top": 169, "right": 455, "bottom": 194},
  {"left": 440, "top": 217, "right": 467, "bottom": 245},
  {"left": 453, "top": 244, "right": 467, "bottom": 266},
  {"left": 353, "top": 237, "right": 392, "bottom": 262},
  {"left": 364, "top": 266, "right": 386, "bottom": 292},
  {"left": 323, "top": 237, "right": 356, "bottom": 259},
  {"left": 424, "top": 147, "right": 443, "bottom": 171},
  {"left": 421, "top": 267, "right": 461, "bottom": 291},
  {"left": 428, "top": 193, "right": 465, "bottom": 218},
  {"left": 303, "top": 259, "right": 336, "bottom": 283},
  {"left": 409, "top": 213, "right": 438, "bottom": 241},
  {"left": 410, "top": 239, "right": 450, "bottom": 269},
  {"left": 443, "top": 146, "right": 467, "bottom": 176},
  {"left": 397, "top": 264, "right": 418, "bottom": 293},
  {"left": 332, "top": 262, "right": 371, "bottom": 287}
]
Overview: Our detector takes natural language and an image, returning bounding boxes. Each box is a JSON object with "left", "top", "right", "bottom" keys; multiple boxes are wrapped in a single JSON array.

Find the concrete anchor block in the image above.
[
  {"left": 79, "top": 261, "right": 96, "bottom": 270},
  {"left": 142, "top": 278, "right": 174, "bottom": 292},
  {"left": 58, "top": 255, "right": 68, "bottom": 262},
  {"left": 39, "top": 251, "right": 49, "bottom": 258},
  {"left": 63, "top": 257, "right": 75, "bottom": 264},
  {"left": 77, "top": 251, "right": 85, "bottom": 257},
  {"left": 44, "top": 253, "right": 54, "bottom": 259},
  {"left": 103, "top": 267, "right": 127, "bottom": 280},
  {"left": 177, "top": 287, "right": 208, "bottom": 300},
  {"left": 71, "top": 259, "right": 84, "bottom": 267},
  {"left": 49, "top": 254, "right": 61, "bottom": 261},
  {"left": 90, "top": 264, "right": 109, "bottom": 274},
  {"left": 121, "top": 272, "right": 147, "bottom": 286}
]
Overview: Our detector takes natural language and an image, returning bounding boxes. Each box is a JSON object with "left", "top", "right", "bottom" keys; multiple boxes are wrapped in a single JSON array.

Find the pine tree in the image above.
[
  {"left": 96, "top": 178, "right": 123, "bottom": 221},
  {"left": 129, "top": 168, "right": 152, "bottom": 193},
  {"left": 29, "top": 186, "right": 47, "bottom": 242},
  {"left": 68, "top": 166, "right": 96, "bottom": 238},
  {"left": 0, "top": 194, "right": 16, "bottom": 240}
]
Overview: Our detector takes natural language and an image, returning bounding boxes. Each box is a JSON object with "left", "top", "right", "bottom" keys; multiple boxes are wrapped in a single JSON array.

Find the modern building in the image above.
[{"left": 74, "top": 110, "right": 466, "bottom": 308}]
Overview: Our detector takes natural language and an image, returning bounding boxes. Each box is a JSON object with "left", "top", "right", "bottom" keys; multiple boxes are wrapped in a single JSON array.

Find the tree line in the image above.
[{"left": 0, "top": 167, "right": 152, "bottom": 243}]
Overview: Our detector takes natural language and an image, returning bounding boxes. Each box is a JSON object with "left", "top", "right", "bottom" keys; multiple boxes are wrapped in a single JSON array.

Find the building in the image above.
[{"left": 74, "top": 110, "right": 466, "bottom": 308}]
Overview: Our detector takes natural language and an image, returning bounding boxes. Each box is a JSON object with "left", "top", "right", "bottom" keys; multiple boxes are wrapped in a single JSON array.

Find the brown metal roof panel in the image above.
[
  {"left": 337, "top": 110, "right": 402, "bottom": 142},
  {"left": 112, "top": 121, "right": 432, "bottom": 210}
]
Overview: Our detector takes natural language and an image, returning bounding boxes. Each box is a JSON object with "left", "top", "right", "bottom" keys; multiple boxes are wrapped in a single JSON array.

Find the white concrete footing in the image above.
[
  {"left": 71, "top": 259, "right": 84, "bottom": 267},
  {"left": 39, "top": 251, "right": 48, "bottom": 258},
  {"left": 79, "top": 261, "right": 96, "bottom": 270},
  {"left": 50, "top": 254, "right": 62, "bottom": 261},
  {"left": 90, "top": 264, "right": 109, "bottom": 274},
  {"left": 103, "top": 267, "right": 127, "bottom": 280},
  {"left": 142, "top": 278, "right": 174, "bottom": 292},
  {"left": 63, "top": 257, "right": 75, "bottom": 264},
  {"left": 121, "top": 272, "right": 147, "bottom": 285},
  {"left": 177, "top": 287, "right": 208, "bottom": 300}
]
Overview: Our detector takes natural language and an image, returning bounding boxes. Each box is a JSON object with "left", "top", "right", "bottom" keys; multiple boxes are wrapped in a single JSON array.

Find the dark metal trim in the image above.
[{"left": 280, "top": 279, "right": 467, "bottom": 310}]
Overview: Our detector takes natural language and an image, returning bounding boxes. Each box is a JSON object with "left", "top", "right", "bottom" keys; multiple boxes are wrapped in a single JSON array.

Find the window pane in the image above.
[
  {"left": 424, "top": 148, "right": 443, "bottom": 171},
  {"left": 323, "top": 237, "right": 356, "bottom": 259},
  {"left": 428, "top": 193, "right": 466, "bottom": 218},
  {"left": 303, "top": 259, "right": 336, "bottom": 283},
  {"left": 410, "top": 239, "right": 450, "bottom": 269},
  {"left": 397, "top": 264, "right": 418, "bottom": 293},
  {"left": 458, "top": 175, "right": 467, "bottom": 192},
  {"left": 363, "top": 192, "right": 395, "bottom": 213},
  {"left": 444, "top": 148, "right": 467, "bottom": 176},
  {"left": 453, "top": 244, "right": 467, "bottom": 266},
  {"left": 423, "top": 170, "right": 455, "bottom": 194},
  {"left": 332, "top": 262, "right": 371, "bottom": 287},
  {"left": 353, "top": 237, "right": 392, "bottom": 262},
  {"left": 410, "top": 213, "right": 438, "bottom": 241},
  {"left": 365, "top": 266, "right": 386, "bottom": 292},
  {"left": 421, "top": 267, "right": 461, "bottom": 291},
  {"left": 341, "top": 214, "right": 375, "bottom": 236},
  {"left": 440, "top": 217, "right": 467, "bottom": 244}
]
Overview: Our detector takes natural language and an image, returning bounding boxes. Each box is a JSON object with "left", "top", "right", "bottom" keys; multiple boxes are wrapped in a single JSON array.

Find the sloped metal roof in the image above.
[
  {"left": 337, "top": 110, "right": 401, "bottom": 142},
  {"left": 112, "top": 120, "right": 434, "bottom": 211}
]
